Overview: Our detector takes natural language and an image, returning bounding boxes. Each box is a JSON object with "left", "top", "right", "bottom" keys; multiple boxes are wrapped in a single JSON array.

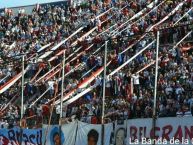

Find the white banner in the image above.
[
  {"left": 75, "top": 121, "right": 113, "bottom": 145},
  {"left": 113, "top": 120, "right": 127, "bottom": 145},
  {"left": 43, "top": 121, "right": 77, "bottom": 145},
  {"left": 127, "top": 117, "right": 193, "bottom": 145},
  {"left": 42, "top": 117, "right": 193, "bottom": 145}
]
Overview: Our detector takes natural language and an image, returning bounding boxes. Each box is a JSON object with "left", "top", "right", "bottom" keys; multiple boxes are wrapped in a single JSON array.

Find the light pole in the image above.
[
  {"left": 101, "top": 40, "right": 108, "bottom": 145},
  {"left": 60, "top": 50, "right": 66, "bottom": 144},
  {"left": 20, "top": 54, "right": 25, "bottom": 145},
  {"left": 21, "top": 54, "right": 25, "bottom": 122},
  {"left": 152, "top": 31, "right": 159, "bottom": 145}
]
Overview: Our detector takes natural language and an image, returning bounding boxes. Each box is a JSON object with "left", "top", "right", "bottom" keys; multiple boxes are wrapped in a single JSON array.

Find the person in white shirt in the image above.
[
  {"left": 132, "top": 73, "right": 139, "bottom": 85},
  {"left": 132, "top": 73, "right": 140, "bottom": 97},
  {"left": 184, "top": 106, "right": 192, "bottom": 117},
  {"left": 176, "top": 108, "right": 183, "bottom": 117},
  {"left": 48, "top": 80, "right": 55, "bottom": 97}
]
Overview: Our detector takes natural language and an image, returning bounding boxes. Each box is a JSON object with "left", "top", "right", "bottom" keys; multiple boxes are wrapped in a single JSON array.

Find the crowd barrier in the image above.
[{"left": 0, "top": 117, "right": 193, "bottom": 145}]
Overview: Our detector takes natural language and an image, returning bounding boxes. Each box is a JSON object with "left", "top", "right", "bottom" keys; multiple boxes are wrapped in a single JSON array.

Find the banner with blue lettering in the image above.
[
  {"left": 2, "top": 117, "right": 193, "bottom": 145},
  {"left": 22, "top": 128, "right": 42, "bottom": 145},
  {"left": 0, "top": 127, "right": 42, "bottom": 145}
]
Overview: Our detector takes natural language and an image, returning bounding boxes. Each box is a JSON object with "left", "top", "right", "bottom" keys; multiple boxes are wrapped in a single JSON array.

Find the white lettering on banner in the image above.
[
  {"left": 43, "top": 118, "right": 193, "bottom": 145},
  {"left": 141, "top": 138, "right": 167, "bottom": 144},
  {"left": 127, "top": 117, "right": 193, "bottom": 145},
  {"left": 128, "top": 137, "right": 192, "bottom": 145},
  {"left": 170, "top": 137, "right": 189, "bottom": 144}
]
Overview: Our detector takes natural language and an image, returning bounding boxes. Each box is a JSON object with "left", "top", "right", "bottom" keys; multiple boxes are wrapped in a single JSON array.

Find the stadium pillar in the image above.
[
  {"left": 101, "top": 41, "right": 108, "bottom": 145},
  {"left": 152, "top": 31, "right": 159, "bottom": 145}
]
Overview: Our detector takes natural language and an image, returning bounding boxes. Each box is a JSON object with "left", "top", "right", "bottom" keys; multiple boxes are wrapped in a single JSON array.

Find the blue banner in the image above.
[{"left": 0, "top": 128, "right": 42, "bottom": 145}]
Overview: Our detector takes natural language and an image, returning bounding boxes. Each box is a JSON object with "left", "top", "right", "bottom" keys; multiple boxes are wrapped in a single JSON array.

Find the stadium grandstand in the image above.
[{"left": 0, "top": 0, "right": 193, "bottom": 144}]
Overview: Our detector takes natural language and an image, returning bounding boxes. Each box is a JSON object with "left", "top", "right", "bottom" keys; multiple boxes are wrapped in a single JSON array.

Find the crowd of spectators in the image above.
[{"left": 0, "top": 0, "right": 193, "bottom": 128}]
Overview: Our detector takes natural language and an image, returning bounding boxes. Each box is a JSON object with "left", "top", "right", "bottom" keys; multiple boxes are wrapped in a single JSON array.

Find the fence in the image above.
[{"left": 0, "top": 117, "right": 193, "bottom": 145}]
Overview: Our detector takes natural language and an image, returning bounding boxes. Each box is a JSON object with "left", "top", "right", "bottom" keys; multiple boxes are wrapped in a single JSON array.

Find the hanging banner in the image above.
[
  {"left": 75, "top": 121, "right": 113, "bottom": 145},
  {"left": 1, "top": 117, "right": 193, "bottom": 145},
  {"left": 127, "top": 117, "right": 193, "bottom": 145},
  {"left": 0, "top": 127, "right": 42, "bottom": 145},
  {"left": 113, "top": 120, "right": 127, "bottom": 145},
  {"left": 43, "top": 121, "right": 77, "bottom": 145}
]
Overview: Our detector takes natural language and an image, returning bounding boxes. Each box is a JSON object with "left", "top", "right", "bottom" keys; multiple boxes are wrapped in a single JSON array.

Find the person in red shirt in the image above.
[{"left": 91, "top": 115, "right": 98, "bottom": 124}]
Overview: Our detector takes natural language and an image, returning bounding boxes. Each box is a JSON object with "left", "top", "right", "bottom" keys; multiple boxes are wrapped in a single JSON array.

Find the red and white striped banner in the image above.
[{"left": 0, "top": 68, "right": 28, "bottom": 94}]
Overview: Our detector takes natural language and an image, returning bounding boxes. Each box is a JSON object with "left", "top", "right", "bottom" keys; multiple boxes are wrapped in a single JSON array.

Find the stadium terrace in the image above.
[{"left": 0, "top": 0, "right": 193, "bottom": 144}]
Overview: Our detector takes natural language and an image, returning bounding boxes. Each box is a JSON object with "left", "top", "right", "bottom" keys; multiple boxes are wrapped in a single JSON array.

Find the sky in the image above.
[{"left": 0, "top": 0, "right": 62, "bottom": 8}]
